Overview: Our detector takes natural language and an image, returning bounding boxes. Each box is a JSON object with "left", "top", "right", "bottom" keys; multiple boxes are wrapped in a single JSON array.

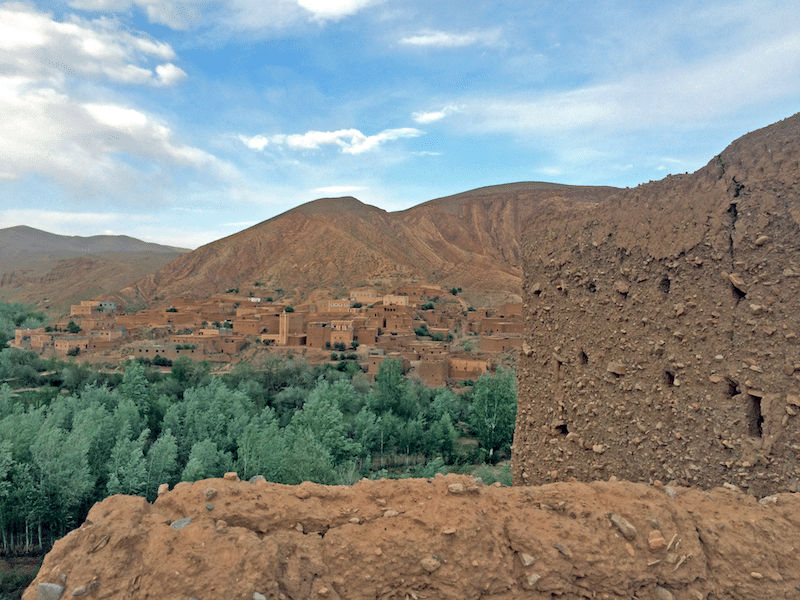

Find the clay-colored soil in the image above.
[
  {"left": 24, "top": 474, "right": 800, "bottom": 599},
  {"left": 514, "top": 113, "right": 800, "bottom": 495},
  {"left": 117, "top": 183, "right": 617, "bottom": 308}
]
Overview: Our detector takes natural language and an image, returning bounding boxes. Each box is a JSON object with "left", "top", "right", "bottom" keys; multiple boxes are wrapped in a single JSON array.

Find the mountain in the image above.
[
  {"left": 118, "top": 182, "right": 619, "bottom": 307},
  {"left": 0, "top": 226, "right": 188, "bottom": 314}
]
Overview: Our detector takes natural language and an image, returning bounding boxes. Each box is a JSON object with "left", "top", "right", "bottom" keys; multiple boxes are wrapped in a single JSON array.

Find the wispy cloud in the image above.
[
  {"left": 67, "top": 0, "right": 380, "bottom": 32},
  {"left": 457, "top": 32, "right": 800, "bottom": 136},
  {"left": 239, "top": 127, "right": 422, "bottom": 155},
  {"left": 412, "top": 105, "right": 460, "bottom": 124},
  {"left": 400, "top": 28, "right": 500, "bottom": 48}
]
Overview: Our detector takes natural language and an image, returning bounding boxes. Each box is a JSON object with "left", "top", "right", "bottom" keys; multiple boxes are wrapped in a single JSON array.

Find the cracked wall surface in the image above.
[
  {"left": 23, "top": 474, "right": 800, "bottom": 599},
  {"left": 513, "top": 114, "right": 800, "bottom": 496}
]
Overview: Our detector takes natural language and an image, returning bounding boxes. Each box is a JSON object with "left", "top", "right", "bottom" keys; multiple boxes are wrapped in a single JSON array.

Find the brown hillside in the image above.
[
  {"left": 24, "top": 474, "right": 800, "bottom": 600},
  {"left": 514, "top": 113, "right": 800, "bottom": 495},
  {"left": 118, "top": 183, "right": 618, "bottom": 308},
  {"left": 0, "top": 227, "right": 188, "bottom": 315}
]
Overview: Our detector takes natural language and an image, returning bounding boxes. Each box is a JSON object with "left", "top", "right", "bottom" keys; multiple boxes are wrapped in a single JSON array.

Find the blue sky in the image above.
[{"left": 1, "top": 0, "right": 798, "bottom": 249}]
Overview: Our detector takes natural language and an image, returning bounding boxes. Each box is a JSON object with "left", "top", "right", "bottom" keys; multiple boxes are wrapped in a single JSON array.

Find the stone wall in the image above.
[{"left": 513, "top": 114, "right": 800, "bottom": 496}]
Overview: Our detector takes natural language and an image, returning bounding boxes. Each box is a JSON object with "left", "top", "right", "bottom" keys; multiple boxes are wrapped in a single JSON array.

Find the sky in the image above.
[{"left": 1, "top": 1, "right": 799, "bottom": 249}]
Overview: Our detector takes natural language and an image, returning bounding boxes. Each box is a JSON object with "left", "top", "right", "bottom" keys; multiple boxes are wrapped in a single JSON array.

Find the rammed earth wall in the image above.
[{"left": 513, "top": 114, "right": 800, "bottom": 496}]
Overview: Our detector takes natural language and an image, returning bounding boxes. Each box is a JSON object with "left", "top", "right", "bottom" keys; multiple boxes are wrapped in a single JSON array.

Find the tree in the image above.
[
  {"left": 468, "top": 368, "right": 517, "bottom": 461},
  {"left": 144, "top": 429, "right": 178, "bottom": 500},
  {"left": 106, "top": 425, "right": 149, "bottom": 496},
  {"left": 66, "top": 321, "right": 81, "bottom": 334},
  {"left": 371, "top": 358, "right": 417, "bottom": 419},
  {"left": 181, "top": 439, "right": 232, "bottom": 481}
]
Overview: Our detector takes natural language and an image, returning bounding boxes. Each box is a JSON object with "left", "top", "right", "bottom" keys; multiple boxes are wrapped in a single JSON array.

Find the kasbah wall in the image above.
[{"left": 513, "top": 114, "right": 800, "bottom": 497}]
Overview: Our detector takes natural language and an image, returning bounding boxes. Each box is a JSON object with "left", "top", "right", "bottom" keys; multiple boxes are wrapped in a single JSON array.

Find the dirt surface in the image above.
[
  {"left": 23, "top": 474, "right": 800, "bottom": 600},
  {"left": 514, "top": 113, "right": 800, "bottom": 496}
]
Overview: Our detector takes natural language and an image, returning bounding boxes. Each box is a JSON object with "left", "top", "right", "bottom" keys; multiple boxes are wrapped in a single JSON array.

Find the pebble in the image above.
[
  {"left": 37, "top": 583, "right": 65, "bottom": 600},
  {"left": 170, "top": 517, "right": 192, "bottom": 530},
  {"left": 205, "top": 503, "right": 214, "bottom": 511},
  {"left": 648, "top": 529, "right": 667, "bottom": 551},
  {"left": 383, "top": 509, "right": 399, "bottom": 518},
  {"left": 348, "top": 517, "right": 361, "bottom": 524},
  {"left": 442, "top": 527, "right": 457, "bottom": 535},
  {"left": 204, "top": 488, "right": 217, "bottom": 500},
  {"left": 751, "top": 572, "right": 763, "bottom": 579},
  {"left": 610, "top": 513, "right": 637, "bottom": 541},
  {"left": 447, "top": 483, "right": 465, "bottom": 494},
  {"left": 253, "top": 593, "right": 267, "bottom": 600},
  {"left": 223, "top": 472, "right": 239, "bottom": 481},
  {"left": 664, "top": 486, "right": 677, "bottom": 498},
  {"left": 420, "top": 557, "right": 441, "bottom": 572},
  {"left": 525, "top": 573, "right": 541, "bottom": 588},
  {"left": 654, "top": 586, "right": 674, "bottom": 600},
  {"left": 519, "top": 553, "right": 535, "bottom": 567},
  {"left": 71, "top": 586, "right": 87, "bottom": 597}
]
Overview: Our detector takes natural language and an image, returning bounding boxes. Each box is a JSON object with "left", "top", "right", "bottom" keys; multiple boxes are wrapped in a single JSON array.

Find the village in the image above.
[{"left": 11, "top": 283, "right": 523, "bottom": 388}]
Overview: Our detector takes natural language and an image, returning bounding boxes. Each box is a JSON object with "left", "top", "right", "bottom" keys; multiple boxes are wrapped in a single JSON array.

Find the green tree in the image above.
[
  {"left": 371, "top": 358, "right": 417, "bottom": 419},
  {"left": 468, "top": 368, "right": 517, "bottom": 461},
  {"left": 106, "top": 425, "right": 149, "bottom": 496},
  {"left": 144, "top": 429, "right": 178, "bottom": 500},
  {"left": 181, "top": 439, "right": 232, "bottom": 481}
]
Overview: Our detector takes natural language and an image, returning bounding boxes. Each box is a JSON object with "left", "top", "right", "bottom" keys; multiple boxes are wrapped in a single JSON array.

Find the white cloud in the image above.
[
  {"left": 296, "top": 0, "right": 378, "bottom": 21},
  {"left": 0, "top": 4, "right": 221, "bottom": 194},
  {"left": 400, "top": 29, "right": 500, "bottom": 48},
  {"left": 0, "top": 4, "right": 181, "bottom": 86},
  {"left": 313, "top": 185, "right": 366, "bottom": 196},
  {"left": 457, "top": 32, "right": 800, "bottom": 137},
  {"left": 67, "top": 0, "right": 378, "bottom": 32},
  {"left": 412, "top": 105, "right": 460, "bottom": 124},
  {"left": 240, "top": 127, "right": 422, "bottom": 155}
]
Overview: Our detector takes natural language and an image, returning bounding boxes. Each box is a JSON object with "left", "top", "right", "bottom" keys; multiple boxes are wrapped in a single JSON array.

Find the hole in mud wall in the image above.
[
  {"left": 555, "top": 423, "right": 569, "bottom": 436},
  {"left": 746, "top": 395, "right": 763, "bottom": 438},
  {"left": 664, "top": 370, "right": 676, "bottom": 386},
  {"left": 659, "top": 276, "right": 671, "bottom": 294},
  {"left": 579, "top": 350, "right": 589, "bottom": 365},
  {"left": 586, "top": 281, "right": 597, "bottom": 293}
]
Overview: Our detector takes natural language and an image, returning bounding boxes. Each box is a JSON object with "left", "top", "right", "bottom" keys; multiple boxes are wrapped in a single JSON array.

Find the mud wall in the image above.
[{"left": 513, "top": 115, "right": 800, "bottom": 496}]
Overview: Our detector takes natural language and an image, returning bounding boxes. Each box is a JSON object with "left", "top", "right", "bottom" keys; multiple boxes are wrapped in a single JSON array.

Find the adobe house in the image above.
[
  {"left": 480, "top": 335, "right": 522, "bottom": 353},
  {"left": 418, "top": 357, "right": 449, "bottom": 388},
  {"left": 448, "top": 356, "right": 490, "bottom": 381},
  {"left": 54, "top": 336, "right": 89, "bottom": 356}
]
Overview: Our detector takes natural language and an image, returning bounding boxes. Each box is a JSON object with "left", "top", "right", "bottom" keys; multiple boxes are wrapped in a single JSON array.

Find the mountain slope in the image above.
[
  {"left": 119, "top": 183, "right": 619, "bottom": 307},
  {"left": 0, "top": 227, "right": 189, "bottom": 314}
]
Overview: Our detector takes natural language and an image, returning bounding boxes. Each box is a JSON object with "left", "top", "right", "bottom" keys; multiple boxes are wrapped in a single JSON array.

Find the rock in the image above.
[
  {"left": 755, "top": 235, "right": 770, "bottom": 246},
  {"left": 170, "top": 517, "right": 192, "bottom": 530},
  {"left": 592, "top": 444, "right": 606, "bottom": 454},
  {"left": 205, "top": 503, "right": 214, "bottom": 511},
  {"left": 519, "top": 552, "right": 535, "bottom": 567},
  {"left": 648, "top": 529, "right": 667, "bottom": 551},
  {"left": 295, "top": 488, "right": 311, "bottom": 500},
  {"left": 157, "top": 483, "right": 169, "bottom": 496},
  {"left": 383, "top": 509, "right": 399, "bottom": 518},
  {"left": 348, "top": 517, "right": 361, "bottom": 524},
  {"left": 37, "top": 583, "right": 65, "bottom": 600},
  {"left": 614, "top": 280, "right": 629, "bottom": 295},
  {"left": 787, "top": 394, "right": 800, "bottom": 407},
  {"left": 420, "top": 556, "right": 441, "bottom": 572},
  {"left": 204, "top": 487, "right": 217, "bottom": 500},
  {"left": 249, "top": 475, "right": 266, "bottom": 483},
  {"left": 525, "top": 573, "right": 541, "bottom": 588},
  {"left": 728, "top": 273, "right": 747, "bottom": 294},
  {"left": 610, "top": 513, "right": 637, "bottom": 541},
  {"left": 70, "top": 586, "right": 87, "bottom": 597},
  {"left": 253, "top": 593, "right": 267, "bottom": 600},
  {"left": 606, "top": 361, "right": 626, "bottom": 376},
  {"left": 654, "top": 586, "right": 674, "bottom": 600},
  {"left": 751, "top": 572, "right": 763, "bottom": 579},
  {"left": 447, "top": 482, "right": 465, "bottom": 494},
  {"left": 223, "top": 472, "right": 239, "bottom": 481}
]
